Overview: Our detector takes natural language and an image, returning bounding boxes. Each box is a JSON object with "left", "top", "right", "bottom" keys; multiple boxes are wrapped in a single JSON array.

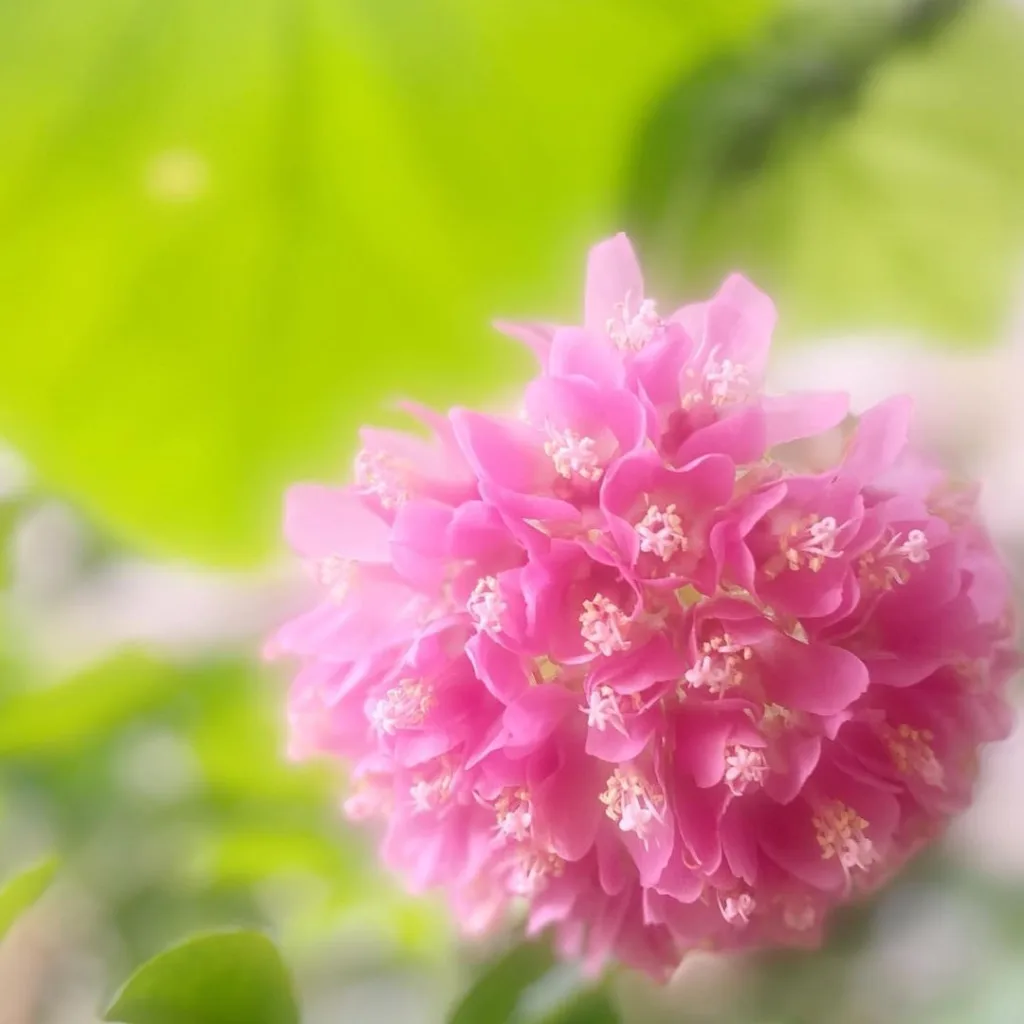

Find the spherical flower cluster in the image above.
[{"left": 269, "top": 235, "right": 1017, "bottom": 978}]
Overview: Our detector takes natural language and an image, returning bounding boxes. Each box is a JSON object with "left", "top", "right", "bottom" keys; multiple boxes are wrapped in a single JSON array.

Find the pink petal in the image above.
[
  {"left": 761, "top": 636, "right": 869, "bottom": 716},
  {"left": 590, "top": 634, "right": 687, "bottom": 695},
  {"left": 284, "top": 484, "right": 390, "bottom": 562},
  {"left": 584, "top": 233, "right": 644, "bottom": 336},
  {"left": 532, "top": 737, "right": 605, "bottom": 861},
  {"left": 674, "top": 406, "right": 767, "bottom": 466},
  {"left": 585, "top": 705, "right": 659, "bottom": 762},
  {"left": 621, "top": 802, "right": 675, "bottom": 887},
  {"left": 548, "top": 326, "right": 625, "bottom": 388},
  {"left": 764, "top": 733, "right": 822, "bottom": 804},
  {"left": 720, "top": 802, "right": 759, "bottom": 884},
  {"left": 503, "top": 685, "right": 576, "bottom": 749},
  {"left": 672, "top": 707, "right": 736, "bottom": 788},
  {"left": 758, "top": 798, "right": 844, "bottom": 892},
  {"left": 597, "top": 826, "right": 634, "bottom": 895},
  {"left": 763, "top": 391, "right": 850, "bottom": 447},
  {"left": 704, "top": 273, "right": 777, "bottom": 373},
  {"left": 450, "top": 408, "right": 547, "bottom": 492},
  {"left": 673, "top": 779, "right": 728, "bottom": 872},
  {"left": 466, "top": 634, "right": 530, "bottom": 705},
  {"left": 843, "top": 395, "right": 913, "bottom": 483},
  {"left": 389, "top": 499, "right": 453, "bottom": 589},
  {"left": 493, "top": 319, "right": 558, "bottom": 363}
]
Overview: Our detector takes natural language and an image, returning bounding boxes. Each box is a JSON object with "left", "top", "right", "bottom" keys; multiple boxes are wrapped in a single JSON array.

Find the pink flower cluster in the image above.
[{"left": 270, "top": 235, "right": 1017, "bottom": 978}]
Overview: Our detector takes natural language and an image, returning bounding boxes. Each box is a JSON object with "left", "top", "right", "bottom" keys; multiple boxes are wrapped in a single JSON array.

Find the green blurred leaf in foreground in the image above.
[
  {"left": 533, "top": 986, "right": 621, "bottom": 1024},
  {"left": 0, "top": 652, "right": 176, "bottom": 761},
  {"left": 447, "top": 938, "right": 554, "bottom": 1024},
  {"left": 0, "top": 856, "right": 58, "bottom": 941},
  {"left": 0, "top": 0, "right": 774, "bottom": 565},
  {"left": 629, "top": 1, "right": 1024, "bottom": 345},
  {"left": 104, "top": 929, "right": 299, "bottom": 1024}
]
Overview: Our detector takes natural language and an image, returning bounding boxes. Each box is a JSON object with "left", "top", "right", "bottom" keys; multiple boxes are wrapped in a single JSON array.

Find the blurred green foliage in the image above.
[
  {"left": 447, "top": 938, "right": 555, "bottom": 1024},
  {"left": 0, "top": 855, "right": 58, "bottom": 940},
  {"left": 104, "top": 929, "right": 299, "bottom": 1024},
  {"left": 0, "top": 0, "right": 774, "bottom": 565},
  {"left": 629, "top": 1, "right": 1024, "bottom": 345}
]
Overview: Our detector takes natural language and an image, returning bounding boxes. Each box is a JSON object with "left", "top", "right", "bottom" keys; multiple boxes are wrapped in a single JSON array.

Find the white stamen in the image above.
[
  {"left": 370, "top": 679, "right": 431, "bottom": 736},
  {"left": 507, "top": 849, "right": 563, "bottom": 897},
  {"left": 813, "top": 801, "right": 879, "bottom": 882},
  {"left": 885, "top": 724, "right": 945, "bottom": 788},
  {"left": 493, "top": 788, "right": 534, "bottom": 844},
  {"left": 781, "top": 514, "right": 847, "bottom": 573},
  {"left": 681, "top": 634, "right": 751, "bottom": 696},
  {"left": 581, "top": 685, "right": 629, "bottom": 735},
  {"left": 600, "top": 769, "right": 664, "bottom": 848},
  {"left": 859, "top": 528, "right": 931, "bottom": 590},
  {"left": 498, "top": 805, "right": 533, "bottom": 842},
  {"left": 899, "top": 528, "right": 930, "bottom": 564},
  {"left": 636, "top": 503, "right": 688, "bottom": 562},
  {"left": 802, "top": 516, "right": 841, "bottom": 559},
  {"left": 719, "top": 891, "right": 756, "bottom": 927},
  {"left": 467, "top": 576, "right": 506, "bottom": 635},
  {"left": 410, "top": 779, "right": 435, "bottom": 813},
  {"left": 580, "top": 594, "right": 631, "bottom": 657},
  {"left": 355, "top": 447, "right": 408, "bottom": 509},
  {"left": 783, "top": 899, "right": 816, "bottom": 931},
  {"left": 606, "top": 293, "right": 662, "bottom": 352},
  {"left": 544, "top": 425, "right": 603, "bottom": 481},
  {"left": 410, "top": 769, "right": 455, "bottom": 813},
  {"left": 704, "top": 349, "right": 750, "bottom": 405},
  {"left": 314, "top": 555, "right": 352, "bottom": 603},
  {"left": 618, "top": 799, "right": 655, "bottom": 843},
  {"left": 343, "top": 778, "right": 391, "bottom": 821},
  {"left": 723, "top": 745, "right": 768, "bottom": 796}
]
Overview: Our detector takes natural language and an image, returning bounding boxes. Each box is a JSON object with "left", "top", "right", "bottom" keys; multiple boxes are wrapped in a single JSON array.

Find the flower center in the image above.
[
  {"left": 858, "top": 528, "right": 931, "bottom": 590},
  {"left": 681, "top": 633, "right": 752, "bottom": 696},
  {"left": 580, "top": 594, "right": 631, "bottom": 656},
  {"left": 606, "top": 293, "right": 662, "bottom": 352},
  {"left": 780, "top": 513, "right": 846, "bottom": 573},
  {"left": 370, "top": 679, "right": 431, "bottom": 736},
  {"left": 314, "top": 555, "right": 353, "bottom": 602},
  {"left": 723, "top": 744, "right": 768, "bottom": 795},
  {"left": 467, "top": 575, "right": 505, "bottom": 635},
  {"left": 410, "top": 764, "right": 456, "bottom": 813},
  {"left": 354, "top": 447, "right": 409, "bottom": 509},
  {"left": 544, "top": 425, "right": 603, "bottom": 481},
  {"left": 494, "top": 788, "right": 534, "bottom": 844},
  {"left": 343, "top": 776, "right": 392, "bottom": 821},
  {"left": 783, "top": 898, "right": 817, "bottom": 931},
  {"left": 703, "top": 349, "right": 750, "bottom": 405},
  {"left": 581, "top": 684, "right": 629, "bottom": 735},
  {"left": 813, "top": 801, "right": 878, "bottom": 878},
  {"left": 719, "top": 891, "right": 756, "bottom": 927},
  {"left": 507, "top": 849, "right": 564, "bottom": 897},
  {"left": 884, "top": 724, "right": 944, "bottom": 788},
  {"left": 636, "top": 503, "right": 688, "bottom": 562},
  {"left": 600, "top": 769, "right": 664, "bottom": 847}
]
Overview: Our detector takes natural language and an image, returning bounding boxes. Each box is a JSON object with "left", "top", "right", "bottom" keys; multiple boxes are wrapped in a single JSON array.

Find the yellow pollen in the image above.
[{"left": 532, "top": 656, "right": 561, "bottom": 685}]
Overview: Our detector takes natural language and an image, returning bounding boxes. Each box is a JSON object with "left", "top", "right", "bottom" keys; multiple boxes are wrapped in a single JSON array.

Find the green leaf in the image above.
[
  {"left": 630, "top": 1, "right": 1024, "bottom": 346},
  {"left": 0, "top": 1, "right": 774, "bottom": 564},
  {"left": 532, "top": 986, "right": 622, "bottom": 1024},
  {"left": 448, "top": 939, "right": 555, "bottom": 1024},
  {"left": 104, "top": 929, "right": 299, "bottom": 1024},
  {"left": 0, "top": 652, "right": 176, "bottom": 760},
  {"left": 0, "top": 856, "right": 59, "bottom": 940}
]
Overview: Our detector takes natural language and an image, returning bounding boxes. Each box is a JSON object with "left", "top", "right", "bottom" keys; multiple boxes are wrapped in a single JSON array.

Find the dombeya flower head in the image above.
[{"left": 270, "top": 235, "right": 1017, "bottom": 979}]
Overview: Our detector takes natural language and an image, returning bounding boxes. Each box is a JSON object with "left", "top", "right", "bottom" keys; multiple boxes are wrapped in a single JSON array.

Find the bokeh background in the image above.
[{"left": 2, "top": 0, "right": 1024, "bottom": 1021}]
